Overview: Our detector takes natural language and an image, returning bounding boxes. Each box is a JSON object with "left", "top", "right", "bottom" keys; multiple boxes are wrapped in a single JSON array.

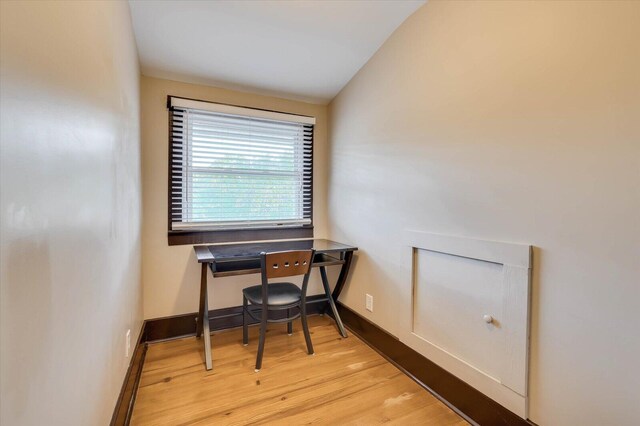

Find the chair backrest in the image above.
[{"left": 261, "top": 250, "right": 314, "bottom": 279}]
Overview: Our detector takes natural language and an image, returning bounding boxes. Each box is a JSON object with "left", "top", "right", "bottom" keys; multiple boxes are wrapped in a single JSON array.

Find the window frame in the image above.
[{"left": 167, "top": 96, "right": 314, "bottom": 246}]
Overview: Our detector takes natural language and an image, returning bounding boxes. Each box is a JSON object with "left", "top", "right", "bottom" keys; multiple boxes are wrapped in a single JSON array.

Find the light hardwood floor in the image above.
[{"left": 131, "top": 315, "right": 468, "bottom": 425}]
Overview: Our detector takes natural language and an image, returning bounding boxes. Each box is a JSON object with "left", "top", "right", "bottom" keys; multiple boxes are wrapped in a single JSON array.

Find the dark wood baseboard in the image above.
[
  {"left": 143, "top": 293, "right": 328, "bottom": 341},
  {"left": 332, "top": 302, "right": 533, "bottom": 426},
  {"left": 110, "top": 324, "right": 147, "bottom": 426}
]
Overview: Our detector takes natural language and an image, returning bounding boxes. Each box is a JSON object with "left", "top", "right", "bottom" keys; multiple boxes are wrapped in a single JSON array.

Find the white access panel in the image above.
[{"left": 402, "top": 231, "right": 532, "bottom": 418}]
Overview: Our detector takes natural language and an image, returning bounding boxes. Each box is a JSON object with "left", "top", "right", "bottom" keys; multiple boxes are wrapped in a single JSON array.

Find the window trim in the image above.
[{"left": 166, "top": 96, "right": 314, "bottom": 246}]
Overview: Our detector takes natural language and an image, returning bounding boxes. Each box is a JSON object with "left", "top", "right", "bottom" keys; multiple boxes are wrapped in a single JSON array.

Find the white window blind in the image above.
[{"left": 169, "top": 97, "right": 314, "bottom": 232}]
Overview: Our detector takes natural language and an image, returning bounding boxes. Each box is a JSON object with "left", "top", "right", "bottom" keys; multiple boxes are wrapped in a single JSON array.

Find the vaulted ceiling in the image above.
[{"left": 128, "top": 0, "right": 425, "bottom": 104}]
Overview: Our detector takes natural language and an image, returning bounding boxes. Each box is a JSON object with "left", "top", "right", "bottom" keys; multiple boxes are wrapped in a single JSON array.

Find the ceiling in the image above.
[{"left": 128, "top": 0, "right": 425, "bottom": 104}]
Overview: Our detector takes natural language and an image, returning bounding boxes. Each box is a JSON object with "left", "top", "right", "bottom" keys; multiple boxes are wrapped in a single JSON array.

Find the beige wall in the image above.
[
  {"left": 0, "top": 1, "right": 142, "bottom": 424},
  {"left": 141, "top": 76, "right": 328, "bottom": 319},
  {"left": 328, "top": 1, "right": 639, "bottom": 425}
]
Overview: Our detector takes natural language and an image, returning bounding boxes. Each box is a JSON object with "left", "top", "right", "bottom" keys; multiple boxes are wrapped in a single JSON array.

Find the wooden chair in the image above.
[{"left": 242, "top": 249, "right": 316, "bottom": 372}]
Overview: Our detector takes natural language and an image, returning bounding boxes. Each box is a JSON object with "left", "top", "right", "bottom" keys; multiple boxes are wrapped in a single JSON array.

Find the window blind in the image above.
[{"left": 169, "top": 97, "right": 314, "bottom": 232}]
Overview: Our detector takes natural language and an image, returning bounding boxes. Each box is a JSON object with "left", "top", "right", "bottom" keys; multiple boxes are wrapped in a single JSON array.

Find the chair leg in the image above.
[
  {"left": 300, "top": 301, "right": 314, "bottom": 355},
  {"left": 242, "top": 295, "right": 249, "bottom": 346},
  {"left": 255, "top": 305, "right": 268, "bottom": 372},
  {"left": 287, "top": 308, "right": 293, "bottom": 335}
]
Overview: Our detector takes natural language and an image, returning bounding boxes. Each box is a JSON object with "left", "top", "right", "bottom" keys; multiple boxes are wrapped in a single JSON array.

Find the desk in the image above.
[{"left": 194, "top": 239, "right": 358, "bottom": 370}]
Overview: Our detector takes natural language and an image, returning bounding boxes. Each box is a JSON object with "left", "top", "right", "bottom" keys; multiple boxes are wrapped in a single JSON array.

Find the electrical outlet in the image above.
[
  {"left": 126, "top": 329, "right": 131, "bottom": 358},
  {"left": 366, "top": 294, "right": 373, "bottom": 312}
]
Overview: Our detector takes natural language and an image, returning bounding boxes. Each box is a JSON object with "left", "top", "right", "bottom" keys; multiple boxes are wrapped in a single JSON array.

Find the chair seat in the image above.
[{"left": 243, "top": 282, "right": 301, "bottom": 306}]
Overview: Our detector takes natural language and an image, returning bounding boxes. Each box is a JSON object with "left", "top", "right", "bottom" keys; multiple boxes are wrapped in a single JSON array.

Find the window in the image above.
[{"left": 168, "top": 97, "right": 314, "bottom": 245}]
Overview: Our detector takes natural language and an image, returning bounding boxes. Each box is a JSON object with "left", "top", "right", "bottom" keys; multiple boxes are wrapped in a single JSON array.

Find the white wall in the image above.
[
  {"left": 141, "top": 76, "right": 329, "bottom": 319},
  {"left": 0, "top": 1, "right": 142, "bottom": 424},
  {"left": 328, "top": 1, "right": 639, "bottom": 425}
]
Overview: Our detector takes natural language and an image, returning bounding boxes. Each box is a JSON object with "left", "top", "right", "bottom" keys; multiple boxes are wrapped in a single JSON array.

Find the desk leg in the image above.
[
  {"left": 196, "top": 264, "right": 206, "bottom": 339},
  {"left": 332, "top": 250, "right": 354, "bottom": 302},
  {"left": 320, "top": 266, "right": 347, "bottom": 338},
  {"left": 198, "top": 263, "right": 213, "bottom": 370}
]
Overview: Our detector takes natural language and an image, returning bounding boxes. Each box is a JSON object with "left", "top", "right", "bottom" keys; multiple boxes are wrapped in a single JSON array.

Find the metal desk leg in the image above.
[
  {"left": 198, "top": 262, "right": 213, "bottom": 370},
  {"left": 332, "top": 250, "right": 354, "bottom": 302},
  {"left": 196, "top": 264, "right": 206, "bottom": 339},
  {"left": 322, "top": 249, "right": 354, "bottom": 306},
  {"left": 320, "top": 266, "right": 347, "bottom": 338}
]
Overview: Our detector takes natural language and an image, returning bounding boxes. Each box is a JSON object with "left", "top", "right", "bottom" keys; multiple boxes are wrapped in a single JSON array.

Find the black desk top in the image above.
[{"left": 194, "top": 238, "right": 357, "bottom": 263}]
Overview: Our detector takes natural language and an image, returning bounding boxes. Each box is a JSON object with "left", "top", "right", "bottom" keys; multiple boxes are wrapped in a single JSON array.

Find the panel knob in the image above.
[{"left": 483, "top": 314, "right": 494, "bottom": 324}]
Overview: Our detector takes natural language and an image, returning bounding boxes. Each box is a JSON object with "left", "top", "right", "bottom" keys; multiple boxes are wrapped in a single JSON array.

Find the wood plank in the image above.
[{"left": 131, "top": 316, "right": 466, "bottom": 425}]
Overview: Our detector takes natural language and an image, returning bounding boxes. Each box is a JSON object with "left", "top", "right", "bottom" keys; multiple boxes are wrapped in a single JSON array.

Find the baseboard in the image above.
[
  {"left": 110, "top": 324, "right": 147, "bottom": 426},
  {"left": 333, "top": 302, "right": 533, "bottom": 426},
  {"left": 143, "top": 293, "right": 328, "bottom": 342}
]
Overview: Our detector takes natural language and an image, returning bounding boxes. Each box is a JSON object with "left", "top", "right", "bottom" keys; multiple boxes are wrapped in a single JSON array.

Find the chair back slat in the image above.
[{"left": 262, "top": 250, "right": 314, "bottom": 279}]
